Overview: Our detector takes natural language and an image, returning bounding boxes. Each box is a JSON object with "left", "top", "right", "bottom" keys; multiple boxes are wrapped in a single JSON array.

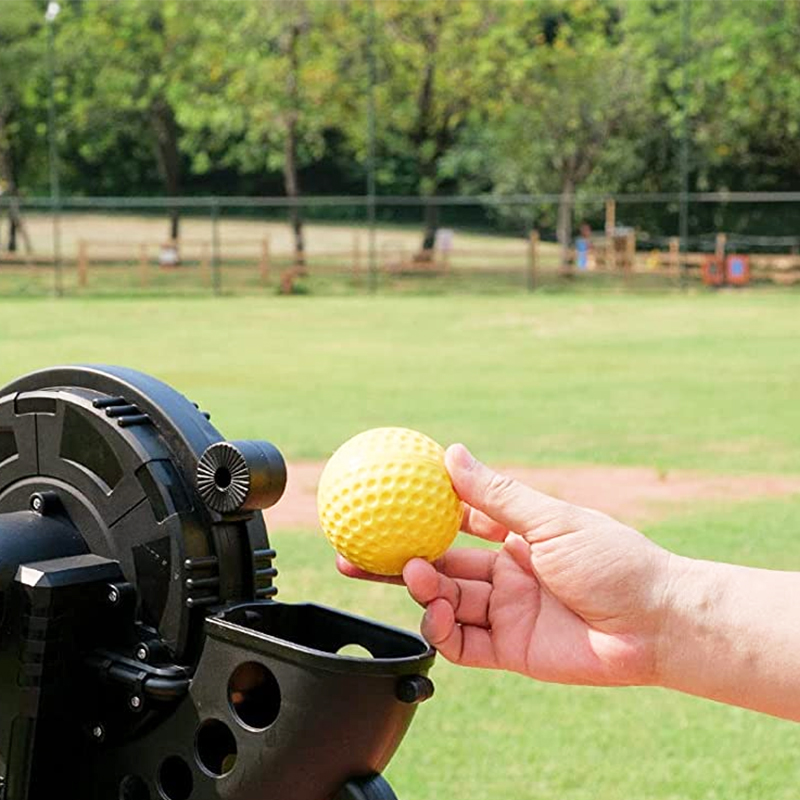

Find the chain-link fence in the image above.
[{"left": 2, "top": 193, "right": 800, "bottom": 297}]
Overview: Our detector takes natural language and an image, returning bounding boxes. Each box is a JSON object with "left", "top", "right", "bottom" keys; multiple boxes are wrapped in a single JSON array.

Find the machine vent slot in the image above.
[
  {"left": 15, "top": 396, "right": 57, "bottom": 415},
  {"left": 0, "top": 429, "right": 16, "bottom": 463},
  {"left": 60, "top": 406, "right": 123, "bottom": 490}
]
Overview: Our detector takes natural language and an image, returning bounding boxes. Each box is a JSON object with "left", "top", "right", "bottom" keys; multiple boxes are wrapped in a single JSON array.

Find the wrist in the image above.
[{"left": 653, "top": 553, "right": 718, "bottom": 691}]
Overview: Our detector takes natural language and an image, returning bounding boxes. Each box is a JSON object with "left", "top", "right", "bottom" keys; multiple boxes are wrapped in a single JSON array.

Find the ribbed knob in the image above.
[{"left": 196, "top": 440, "right": 286, "bottom": 514}]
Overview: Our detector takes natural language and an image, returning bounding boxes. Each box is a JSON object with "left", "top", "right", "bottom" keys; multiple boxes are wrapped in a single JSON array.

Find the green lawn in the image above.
[
  {"left": 0, "top": 292, "right": 798, "bottom": 472},
  {"left": 1, "top": 292, "right": 799, "bottom": 799}
]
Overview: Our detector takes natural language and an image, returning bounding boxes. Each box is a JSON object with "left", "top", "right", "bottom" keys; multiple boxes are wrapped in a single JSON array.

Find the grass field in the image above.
[
  {"left": 1, "top": 292, "right": 798, "bottom": 472},
  {"left": 2, "top": 291, "right": 800, "bottom": 799}
]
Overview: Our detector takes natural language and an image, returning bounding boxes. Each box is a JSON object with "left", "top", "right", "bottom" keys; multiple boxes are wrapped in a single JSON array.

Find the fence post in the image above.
[
  {"left": 353, "top": 232, "right": 362, "bottom": 282},
  {"left": 624, "top": 229, "right": 636, "bottom": 290},
  {"left": 77, "top": 239, "right": 88, "bottom": 288},
  {"left": 527, "top": 230, "right": 539, "bottom": 292},
  {"left": 605, "top": 198, "right": 616, "bottom": 271},
  {"left": 259, "top": 236, "right": 271, "bottom": 285},
  {"left": 669, "top": 236, "right": 680, "bottom": 275},
  {"left": 211, "top": 200, "right": 221, "bottom": 296},
  {"left": 715, "top": 232, "right": 727, "bottom": 269},
  {"left": 200, "top": 243, "right": 211, "bottom": 287},
  {"left": 625, "top": 230, "right": 636, "bottom": 271},
  {"left": 139, "top": 243, "right": 149, "bottom": 288}
]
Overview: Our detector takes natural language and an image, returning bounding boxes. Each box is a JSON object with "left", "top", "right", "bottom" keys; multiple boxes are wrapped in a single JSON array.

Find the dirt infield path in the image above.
[{"left": 265, "top": 461, "right": 800, "bottom": 532}]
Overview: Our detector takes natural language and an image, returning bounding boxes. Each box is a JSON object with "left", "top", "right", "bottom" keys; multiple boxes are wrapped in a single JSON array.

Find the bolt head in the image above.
[
  {"left": 135, "top": 646, "right": 148, "bottom": 662},
  {"left": 396, "top": 674, "right": 435, "bottom": 704},
  {"left": 31, "top": 496, "right": 43, "bottom": 512},
  {"left": 129, "top": 695, "right": 142, "bottom": 710},
  {"left": 107, "top": 588, "right": 120, "bottom": 604},
  {"left": 91, "top": 725, "right": 104, "bottom": 739}
]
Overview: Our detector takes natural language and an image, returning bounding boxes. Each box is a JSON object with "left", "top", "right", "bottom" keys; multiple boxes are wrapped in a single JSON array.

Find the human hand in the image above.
[{"left": 337, "top": 444, "right": 674, "bottom": 687}]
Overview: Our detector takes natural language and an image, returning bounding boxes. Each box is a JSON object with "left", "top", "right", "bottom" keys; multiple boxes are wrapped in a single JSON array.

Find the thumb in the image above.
[{"left": 445, "top": 443, "right": 567, "bottom": 535}]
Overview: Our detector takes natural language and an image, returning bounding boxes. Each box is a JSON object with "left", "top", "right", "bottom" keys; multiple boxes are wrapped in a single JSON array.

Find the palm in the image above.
[
  {"left": 481, "top": 545, "right": 543, "bottom": 675},
  {"left": 405, "top": 539, "right": 643, "bottom": 685}
]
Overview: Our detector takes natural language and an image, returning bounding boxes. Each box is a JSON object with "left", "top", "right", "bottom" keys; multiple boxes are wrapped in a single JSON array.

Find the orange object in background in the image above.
[
  {"left": 702, "top": 256, "right": 725, "bottom": 286},
  {"left": 726, "top": 254, "right": 750, "bottom": 286}
]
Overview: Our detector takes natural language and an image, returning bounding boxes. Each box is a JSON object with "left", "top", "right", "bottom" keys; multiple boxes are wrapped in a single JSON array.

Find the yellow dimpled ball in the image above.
[{"left": 317, "top": 427, "right": 462, "bottom": 576}]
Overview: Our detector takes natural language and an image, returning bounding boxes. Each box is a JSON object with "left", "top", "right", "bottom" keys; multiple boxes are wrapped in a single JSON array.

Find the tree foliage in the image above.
[
  {"left": 1, "top": 0, "right": 799, "bottom": 249},
  {"left": 62, "top": 0, "right": 191, "bottom": 236},
  {"left": 445, "top": 1, "right": 650, "bottom": 249},
  {"left": 0, "top": 0, "right": 47, "bottom": 249}
]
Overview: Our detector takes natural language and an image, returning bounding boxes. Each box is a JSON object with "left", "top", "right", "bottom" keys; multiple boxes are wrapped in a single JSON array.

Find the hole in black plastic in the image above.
[
  {"left": 0, "top": 429, "right": 17, "bottom": 463},
  {"left": 217, "top": 602, "right": 430, "bottom": 659},
  {"left": 195, "top": 719, "right": 238, "bottom": 777},
  {"left": 15, "top": 396, "right": 56, "bottom": 415},
  {"left": 214, "top": 466, "right": 232, "bottom": 489},
  {"left": 337, "top": 644, "right": 374, "bottom": 659},
  {"left": 228, "top": 662, "right": 281, "bottom": 730},
  {"left": 157, "top": 756, "right": 192, "bottom": 800},
  {"left": 119, "top": 774, "right": 150, "bottom": 800}
]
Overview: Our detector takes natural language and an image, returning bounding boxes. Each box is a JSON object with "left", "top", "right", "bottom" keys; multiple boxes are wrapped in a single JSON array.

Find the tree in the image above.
[
  {"left": 684, "top": 1, "right": 800, "bottom": 190},
  {"left": 174, "top": 0, "right": 345, "bottom": 259},
  {"left": 0, "top": 0, "right": 45, "bottom": 252},
  {"left": 62, "top": 0, "right": 189, "bottom": 239},
  {"left": 623, "top": 0, "right": 800, "bottom": 236},
  {"left": 447, "top": 1, "right": 649, "bottom": 259},
  {"left": 363, "top": 1, "right": 501, "bottom": 251}
]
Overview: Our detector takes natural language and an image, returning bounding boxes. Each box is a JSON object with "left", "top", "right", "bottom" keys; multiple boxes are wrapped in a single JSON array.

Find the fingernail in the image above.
[{"left": 449, "top": 443, "right": 476, "bottom": 471}]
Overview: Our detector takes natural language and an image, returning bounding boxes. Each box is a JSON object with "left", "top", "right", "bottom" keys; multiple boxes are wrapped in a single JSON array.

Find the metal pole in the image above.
[
  {"left": 211, "top": 200, "right": 221, "bottom": 296},
  {"left": 678, "top": 0, "right": 691, "bottom": 290},
  {"left": 366, "top": 0, "right": 378, "bottom": 294},
  {"left": 46, "top": 4, "right": 62, "bottom": 297}
]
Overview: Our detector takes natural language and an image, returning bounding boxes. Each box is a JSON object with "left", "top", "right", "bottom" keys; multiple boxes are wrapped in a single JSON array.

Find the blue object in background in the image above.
[
  {"left": 576, "top": 237, "right": 590, "bottom": 270},
  {"left": 728, "top": 256, "right": 745, "bottom": 279}
]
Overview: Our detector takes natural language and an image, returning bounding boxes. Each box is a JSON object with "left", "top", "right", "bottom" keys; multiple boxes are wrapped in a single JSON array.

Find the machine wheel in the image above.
[{"left": 334, "top": 773, "right": 398, "bottom": 800}]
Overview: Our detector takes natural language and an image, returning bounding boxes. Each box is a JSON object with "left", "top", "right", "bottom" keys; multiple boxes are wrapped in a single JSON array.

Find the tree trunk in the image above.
[
  {"left": 557, "top": 176, "right": 575, "bottom": 273},
  {"left": 284, "top": 18, "right": 305, "bottom": 265},
  {"left": 0, "top": 110, "right": 19, "bottom": 253},
  {"left": 284, "top": 121, "right": 305, "bottom": 265},
  {"left": 8, "top": 198, "right": 32, "bottom": 254},
  {"left": 415, "top": 65, "right": 438, "bottom": 254},
  {"left": 0, "top": 149, "right": 31, "bottom": 254},
  {"left": 150, "top": 98, "right": 182, "bottom": 241},
  {"left": 412, "top": 15, "right": 444, "bottom": 255},
  {"left": 421, "top": 195, "right": 439, "bottom": 253}
]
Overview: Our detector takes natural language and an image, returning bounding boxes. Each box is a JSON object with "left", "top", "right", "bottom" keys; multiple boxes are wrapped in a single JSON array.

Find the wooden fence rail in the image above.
[{"left": 3, "top": 231, "right": 800, "bottom": 290}]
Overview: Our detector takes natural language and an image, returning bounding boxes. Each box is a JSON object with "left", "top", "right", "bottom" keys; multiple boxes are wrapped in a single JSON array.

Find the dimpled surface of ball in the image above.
[{"left": 317, "top": 427, "right": 462, "bottom": 576}]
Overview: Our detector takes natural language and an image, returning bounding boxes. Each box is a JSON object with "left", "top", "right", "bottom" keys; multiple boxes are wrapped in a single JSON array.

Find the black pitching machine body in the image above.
[{"left": 0, "top": 366, "right": 434, "bottom": 800}]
